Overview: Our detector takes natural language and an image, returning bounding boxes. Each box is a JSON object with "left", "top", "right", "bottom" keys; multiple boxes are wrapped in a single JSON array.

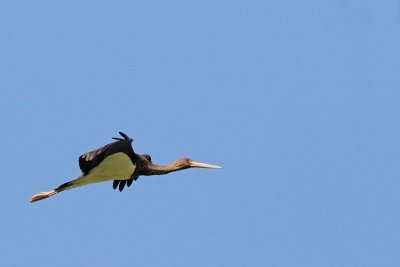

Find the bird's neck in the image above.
[{"left": 144, "top": 161, "right": 189, "bottom": 175}]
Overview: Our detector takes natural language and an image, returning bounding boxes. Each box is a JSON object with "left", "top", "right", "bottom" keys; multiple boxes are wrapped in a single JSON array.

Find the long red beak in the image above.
[{"left": 190, "top": 161, "right": 222, "bottom": 169}]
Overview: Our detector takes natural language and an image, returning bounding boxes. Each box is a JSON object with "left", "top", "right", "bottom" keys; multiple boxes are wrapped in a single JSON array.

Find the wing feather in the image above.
[
  {"left": 79, "top": 140, "right": 135, "bottom": 175},
  {"left": 112, "top": 153, "right": 151, "bottom": 191}
]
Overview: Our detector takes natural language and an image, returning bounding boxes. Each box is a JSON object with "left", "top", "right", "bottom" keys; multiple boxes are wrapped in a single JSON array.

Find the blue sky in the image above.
[{"left": 1, "top": 1, "right": 400, "bottom": 266}]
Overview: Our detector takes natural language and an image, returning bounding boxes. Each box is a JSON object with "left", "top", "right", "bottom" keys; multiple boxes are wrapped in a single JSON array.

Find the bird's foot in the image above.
[{"left": 30, "top": 190, "right": 57, "bottom": 203}]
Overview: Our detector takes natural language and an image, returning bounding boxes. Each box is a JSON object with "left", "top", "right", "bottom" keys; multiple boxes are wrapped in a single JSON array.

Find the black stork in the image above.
[{"left": 30, "top": 132, "right": 221, "bottom": 203}]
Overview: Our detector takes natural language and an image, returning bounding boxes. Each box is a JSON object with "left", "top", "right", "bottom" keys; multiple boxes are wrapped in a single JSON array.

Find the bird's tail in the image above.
[{"left": 30, "top": 178, "right": 80, "bottom": 203}]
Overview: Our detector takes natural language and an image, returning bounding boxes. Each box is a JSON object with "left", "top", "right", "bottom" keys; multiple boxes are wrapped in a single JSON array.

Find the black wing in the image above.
[
  {"left": 113, "top": 175, "right": 139, "bottom": 191},
  {"left": 113, "top": 153, "right": 152, "bottom": 192},
  {"left": 79, "top": 139, "right": 135, "bottom": 175}
]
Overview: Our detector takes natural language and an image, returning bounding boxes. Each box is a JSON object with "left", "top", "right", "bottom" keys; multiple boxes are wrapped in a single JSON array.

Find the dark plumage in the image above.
[
  {"left": 113, "top": 153, "right": 152, "bottom": 191},
  {"left": 30, "top": 132, "right": 221, "bottom": 202}
]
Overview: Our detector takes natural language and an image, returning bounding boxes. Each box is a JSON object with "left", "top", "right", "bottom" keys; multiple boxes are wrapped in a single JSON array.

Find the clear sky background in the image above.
[{"left": 1, "top": 1, "right": 400, "bottom": 266}]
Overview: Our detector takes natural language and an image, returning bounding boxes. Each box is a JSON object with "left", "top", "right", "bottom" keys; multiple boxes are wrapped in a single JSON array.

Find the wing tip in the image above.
[{"left": 112, "top": 132, "right": 133, "bottom": 142}]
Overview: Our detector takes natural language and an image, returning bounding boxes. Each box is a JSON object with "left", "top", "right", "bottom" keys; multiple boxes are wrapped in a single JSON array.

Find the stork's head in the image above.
[{"left": 174, "top": 158, "right": 222, "bottom": 169}]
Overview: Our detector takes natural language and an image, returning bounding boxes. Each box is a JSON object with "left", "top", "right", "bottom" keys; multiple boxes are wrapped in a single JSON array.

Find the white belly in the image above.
[{"left": 72, "top": 152, "right": 136, "bottom": 188}]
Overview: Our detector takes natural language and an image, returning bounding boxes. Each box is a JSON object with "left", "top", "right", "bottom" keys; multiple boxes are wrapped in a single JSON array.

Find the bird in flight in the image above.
[{"left": 30, "top": 132, "right": 221, "bottom": 203}]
